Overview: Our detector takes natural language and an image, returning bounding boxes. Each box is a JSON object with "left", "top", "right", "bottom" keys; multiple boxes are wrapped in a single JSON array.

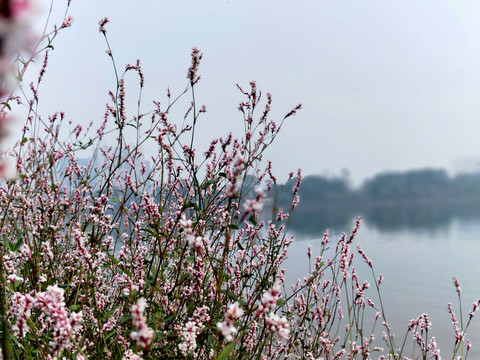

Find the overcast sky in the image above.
[{"left": 17, "top": 0, "right": 480, "bottom": 186}]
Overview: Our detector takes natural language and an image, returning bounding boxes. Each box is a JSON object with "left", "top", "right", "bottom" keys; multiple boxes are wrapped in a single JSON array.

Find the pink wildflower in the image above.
[
  {"left": 225, "top": 301, "right": 244, "bottom": 321},
  {"left": 452, "top": 276, "right": 461, "bottom": 296},
  {"left": 356, "top": 244, "right": 372, "bottom": 267},
  {"left": 217, "top": 302, "right": 244, "bottom": 342},
  {"left": 122, "top": 349, "right": 143, "bottom": 360},
  {"left": 257, "top": 284, "right": 281, "bottom": 316},
  {"left": 11, "top": 292, "right": 35, "bottom": 338},
  {"left": 61, "top": 15, "right": 74, "bottom": 28},
  {"left": 243, "top": 198, "right": 263, "bottom": 213},
  {"left": 265, "top": 312, "right": 290, "bottom": 339},
  {"left": 179, "top": 214, "right": 193, "bottom": 230},
  {"left": 98, "top": 17, "right": 109, "bottom": 34},
  {"left": 187, "top": 235, "right": 202, "bottom": 249},
  {"left": 130, "top": 298, "right": 154, "bottom": 351},
  {"left": 34, "top": 285, "right": 83, "bottom": 353},
  {"left": 217, "top": 321, "right": 238, "bottom": 342},
  {"left": 178, "top": 321, "right": 199, "bottom": 355},
  {"left": 187, "top": 47, "right": 203, "bottom": 85}
]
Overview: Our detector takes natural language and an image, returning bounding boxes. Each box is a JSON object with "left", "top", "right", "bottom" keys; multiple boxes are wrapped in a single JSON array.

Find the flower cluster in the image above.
[
  {"left": 217, "top": 302, "right": 244, "bottom": 342},
  {"left": 255, "top": 284, "right": 290, "bottom": 340},
  {"left": 178, "top": 321, "right": 200, "bottom": 355},
  {"left": 10, "top": 292, "right": 34, "bottom": 338},
  {"left": 257, "top": 283, "right": 281, "bottom": 316},
  {"left": 122, "top": 349, "right": 143, "bottom": 360},
  {"left": 180, "top": 214, "right": 209, "bottom": 252},
  {"left": 10, "top": 285, "right": 83, "bottom": 355},
  {"left": 130, "top": 298, "right": 154, "bottom": 351},
  {"left": 265, "top": 312, "right": 290, "bottom": 339},
  {"left": 187, "top": 47, "right": 202, "bottom": 85},
  {"left": 225, "top": 151, "right": 244, "bottom": 197}
]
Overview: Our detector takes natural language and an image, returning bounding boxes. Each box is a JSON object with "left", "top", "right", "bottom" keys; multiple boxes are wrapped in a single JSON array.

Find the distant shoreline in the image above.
[{"left": 292, "top": 194, "right": 480, "bottom": 211}]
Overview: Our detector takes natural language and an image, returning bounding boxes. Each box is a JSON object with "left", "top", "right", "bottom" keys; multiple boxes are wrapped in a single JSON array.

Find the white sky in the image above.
[{"left": 15, "top": 0, "right": 480, "bottom": 186}]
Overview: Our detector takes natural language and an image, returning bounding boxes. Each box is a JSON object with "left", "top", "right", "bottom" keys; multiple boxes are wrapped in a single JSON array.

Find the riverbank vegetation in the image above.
[
  {"left": 272, "top": 170, "right": 480, "bottom": 233},
  {"left": 274, "top": 169, "right": 480, "bottom": 207}
]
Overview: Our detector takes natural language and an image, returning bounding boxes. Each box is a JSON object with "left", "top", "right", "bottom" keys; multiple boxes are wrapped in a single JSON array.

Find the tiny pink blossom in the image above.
[
  {"left": 179, "top": 214, "right": 193, "bottom": 230},
  {"left": 130, "top": 298, "right": 154, "bottom": 351},
  {"left": 452, "top": 276, "right": 461, "bottom": 296},
  {"left": 243, "top": 198, "right": 262, "bottom": 213},
  {"left": 265, "top": 312, "right": 290, "bottom": 339},
  {"left": 226, "top": 301, "right": 244, "bottom": 321},
  {"left": 217, "top": 302, "right": 244, "bottom": 342},
  {"left": 122, "top": 349, "right": 143, "bottom": 360},
  {"left": 98, "top": 17, "right": 109, "bottom": 32},
  {"left": 178, "top": 321, "right": 199, "bottom": 355},
  {"left": 61, "top": 15, "right": 74, "bottom": 28},
  {"left": 216, "top": 320, "right": 237, "bottom": 342}
]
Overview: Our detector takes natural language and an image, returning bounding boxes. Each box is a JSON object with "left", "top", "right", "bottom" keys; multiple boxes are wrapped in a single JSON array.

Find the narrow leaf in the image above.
[{"left": 217, "top": 342, "right": 236, "bottom": 360}]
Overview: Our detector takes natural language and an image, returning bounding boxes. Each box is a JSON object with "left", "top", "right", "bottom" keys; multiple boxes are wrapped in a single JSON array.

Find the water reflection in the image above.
[
  {"left": 282, "top": 201, "right": 480, "bottom": 358},
  {"left": 287, "top": 200, "right": 480, "bottom": 236}
]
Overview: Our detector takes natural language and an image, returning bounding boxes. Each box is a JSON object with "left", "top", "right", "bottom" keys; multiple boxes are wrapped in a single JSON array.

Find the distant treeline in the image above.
[
  {"left": 272, "top": 168, "right": 480, "bottom": 207},
  {"left": 267, "top": 169, "right": 480, "bottom": 233}
]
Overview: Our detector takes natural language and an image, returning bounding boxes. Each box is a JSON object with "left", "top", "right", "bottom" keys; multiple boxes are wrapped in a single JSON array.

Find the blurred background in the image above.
[{"left": 20, "top": 0, "right": 480, "bottom": 185}]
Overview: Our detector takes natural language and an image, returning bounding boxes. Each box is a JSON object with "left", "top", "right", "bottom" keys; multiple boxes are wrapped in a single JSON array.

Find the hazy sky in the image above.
[{"left": 17, "top": 0, "right": 480, "bottom": 185}]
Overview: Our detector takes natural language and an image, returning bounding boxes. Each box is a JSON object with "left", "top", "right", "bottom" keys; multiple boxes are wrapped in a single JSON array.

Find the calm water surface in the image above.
[{"left": 283, "top": 206, "right": 480, "bottom": 357}]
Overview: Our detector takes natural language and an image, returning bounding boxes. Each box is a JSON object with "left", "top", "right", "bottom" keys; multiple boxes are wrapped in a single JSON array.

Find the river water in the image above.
[{"left": 282, "top": 204, "right": 480, "bottom": 358}]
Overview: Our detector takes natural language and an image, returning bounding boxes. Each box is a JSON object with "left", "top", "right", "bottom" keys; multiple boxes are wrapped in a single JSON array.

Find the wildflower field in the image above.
[{"left": 0, "top": 2, "right": 478, "bottom": 359}]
